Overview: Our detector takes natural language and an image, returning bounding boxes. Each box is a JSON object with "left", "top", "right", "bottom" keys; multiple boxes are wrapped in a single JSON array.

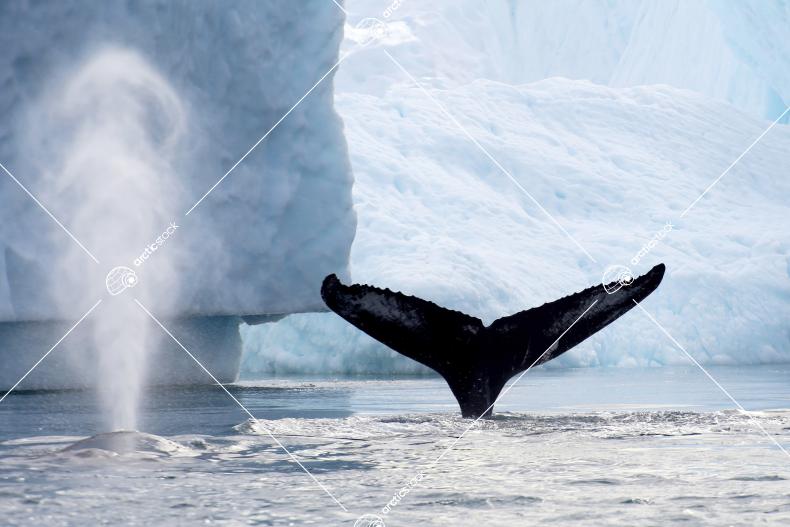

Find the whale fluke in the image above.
[{"left": 321, "top": 264, "right": 665, "bottom": 418}]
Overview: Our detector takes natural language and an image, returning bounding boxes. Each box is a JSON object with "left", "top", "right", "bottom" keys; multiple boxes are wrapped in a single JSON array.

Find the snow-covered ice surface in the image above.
[
  {"left": 1, "top": 366, "right": 789, "bottom": 525},
  {"left": 243, "top": 0, "right": 790, "bottom": 375}
]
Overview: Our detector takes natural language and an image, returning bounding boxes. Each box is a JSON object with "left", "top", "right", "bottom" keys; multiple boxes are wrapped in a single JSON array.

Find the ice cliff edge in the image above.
[
  {"left": 0, "top": 0, "right": 356, "bottom": 322},
  {"left": 0, "top": 1, "right": 355, "bottom": 390}
]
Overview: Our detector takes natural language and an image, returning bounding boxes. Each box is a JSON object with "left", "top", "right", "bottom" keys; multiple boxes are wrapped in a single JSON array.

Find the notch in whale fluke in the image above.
[{"left": 321, "top": 264, "right": 665, "bottom": 418}]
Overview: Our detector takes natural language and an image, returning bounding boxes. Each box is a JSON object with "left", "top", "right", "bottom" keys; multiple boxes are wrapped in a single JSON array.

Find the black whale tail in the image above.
[{"left": 321, "top": 264, "right": 665, "bottom": 418}]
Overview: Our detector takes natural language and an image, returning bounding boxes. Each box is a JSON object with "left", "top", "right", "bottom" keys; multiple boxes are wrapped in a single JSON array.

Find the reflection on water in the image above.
[
  {"left": 0, "top": 365, "right": 789, "bottom": 525},
  {"left": 0, "top": 384, "right": 355, "bottom": 440}
]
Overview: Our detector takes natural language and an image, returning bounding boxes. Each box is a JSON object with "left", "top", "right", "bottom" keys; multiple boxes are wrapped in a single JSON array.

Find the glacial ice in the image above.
[
  {"left": 0, "top": 0, "right": 355, "bottom": 321},
  {"left": 242, "top": 0, "right": 790, "bottom": 375},
  {"left": 335, "top": 0, "right": 787, "bottom": 122},
  {"left": 0, "top": 1, "right": 355, "bottom": 397}
]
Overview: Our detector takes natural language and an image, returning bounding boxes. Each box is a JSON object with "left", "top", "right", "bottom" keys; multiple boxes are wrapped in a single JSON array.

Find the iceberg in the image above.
[
  {"left": 243, "top": 0, "right": 790, "bottom": 375},
  {"left": 0, "top": 0, "right": 355, "bottom": 320},
  {"left": 0, "top": 1, "right": 355, "bottom": 396},
  {"left": 335, "top": 0, "right": 787, "bottom": 121}
]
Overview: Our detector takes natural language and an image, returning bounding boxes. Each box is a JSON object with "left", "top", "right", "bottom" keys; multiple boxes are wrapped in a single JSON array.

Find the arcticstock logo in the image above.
[
  {"left": 104, "top": 221, "right": 178, "bottom": 296},
  {"left": 105, "top": 266, "right": 138, "bottom": 296},
  {"left": 382, "top": 0, "right": 404, "bottom": 19},
  {"left": 134, "top": 221, "right": 179, "bottom": 267},
  {"left": 601, "top": 221, "right": 673, "bottom": 294},
  {"left": 631, "top": 221, "right": 673, "bottom": 266},
  {"left": 601, "top": 264, "right": 634, "bottom": 294},
  {"left": 352, "top": 0, "right": 403, "bottom": 47},
  {"left": 354, "top": 514, "right": 385, "bottom": 527},
  {"left": 382, "top": 471, "right": 425, "bottom": 516},
  {"left": 354, "top": 18, "right": 389, "bottom": 47}
]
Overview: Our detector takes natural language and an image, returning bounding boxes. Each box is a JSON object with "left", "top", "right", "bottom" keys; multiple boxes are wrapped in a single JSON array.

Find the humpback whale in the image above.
[{"left": 321, "top": 264, "right": 665, "bottom": 418}]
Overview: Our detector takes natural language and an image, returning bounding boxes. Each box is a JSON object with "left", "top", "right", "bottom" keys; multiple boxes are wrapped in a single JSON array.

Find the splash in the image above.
[{"left": 28, "top": 47, "right": 186, "bottom": 430}]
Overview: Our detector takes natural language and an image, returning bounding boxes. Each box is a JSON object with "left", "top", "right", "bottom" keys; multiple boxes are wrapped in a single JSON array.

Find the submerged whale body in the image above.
[{"left": 321, "top": 264, "right": 665, "bottom": 418}]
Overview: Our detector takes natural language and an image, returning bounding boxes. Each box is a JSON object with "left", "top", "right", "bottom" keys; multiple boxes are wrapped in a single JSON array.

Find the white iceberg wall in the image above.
[
  {"left": 241, "top": 312, "right": 428, "bottom": 376},
  {"left": 243, "top": 9, "right": 790, "bottom": 376},
  {"left": 335, "top": 0, "right": 785, "bottom": 120},
  {"left": 608, "top": 0, "right": 782, "bottom": 118},
  {"left": 242, "top": 0, "right": 790, "bottom": 375},
  {"left": 0, "top": 0, "right": 355, "bottom": 321},
  {"left": 335, "top": 0, "right": 638, "bottom": 94},
  {"left": 710, "top": 0, "right": 790, "bottom": 115}
]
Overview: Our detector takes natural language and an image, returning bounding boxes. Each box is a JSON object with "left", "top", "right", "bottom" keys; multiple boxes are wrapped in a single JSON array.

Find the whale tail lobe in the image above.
[{"left": 321, "top": 264, "right": 665, "bottom": 417}]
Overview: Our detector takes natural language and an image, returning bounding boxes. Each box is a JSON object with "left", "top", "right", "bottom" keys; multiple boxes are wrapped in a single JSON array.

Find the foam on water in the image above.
[
  {"left": 0, "top": 368, "right": 789, "bottom": 524},
  {"left": 62, "top": 431, "right": 196, "bottom": 457},
  {"left": 0, "top": 408, "right": 789, "bottom": 525}
]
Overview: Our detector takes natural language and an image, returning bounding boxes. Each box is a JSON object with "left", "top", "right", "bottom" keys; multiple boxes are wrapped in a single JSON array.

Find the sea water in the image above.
[{"left": 0, "top": 364, "right": 789, "bottom": 525}]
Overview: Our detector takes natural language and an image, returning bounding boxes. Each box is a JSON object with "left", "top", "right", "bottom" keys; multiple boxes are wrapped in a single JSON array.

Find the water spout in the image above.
[{"left": 28, "top": 47, "right": 186, "bottom": 430}]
